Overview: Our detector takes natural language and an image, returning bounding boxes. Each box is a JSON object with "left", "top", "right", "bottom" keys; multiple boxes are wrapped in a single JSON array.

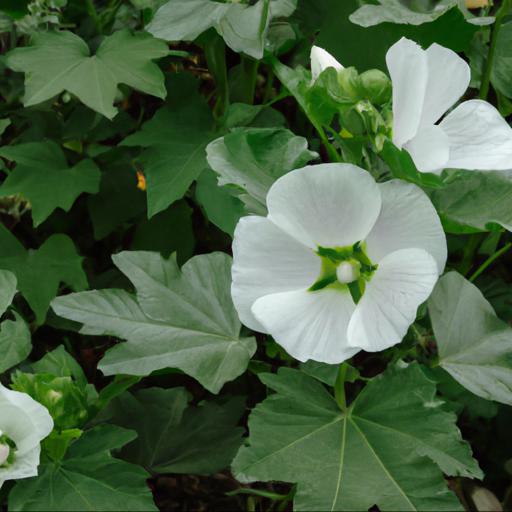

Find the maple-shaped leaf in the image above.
[
  {"left": 0, "top": 141, "right": 100, "bottom": 226},
  {"left": 0, "top": 224, "right": 87, "bottom": 323},
  {"left": 121, "top": 74, "right": 215, "bottom": 217},
  {"left": 6, "top": 29, "right": 168, "bottom": 119}
]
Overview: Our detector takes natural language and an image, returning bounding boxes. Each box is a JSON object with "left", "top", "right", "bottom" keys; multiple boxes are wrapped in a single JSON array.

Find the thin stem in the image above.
[
  {"left": 313, "top": 121, "right": 341, "bottom": 162},
  {"left": 469, "top": 241, "right": 512, "bottom": 281},
  {"left": 240, "top": 57, "right": 259, "bottom": 105},
  {"left": 85, "top": 0, "right": 102, "bottom": 33},
  {"left": 479, "top": 0, "right": 511, "bottom": 100},
  {"left": 458, "top": 233, "right": 485, "bottom": 276},
  {"left": 334, "top": 363, "right": 348, "bottom": 411}
]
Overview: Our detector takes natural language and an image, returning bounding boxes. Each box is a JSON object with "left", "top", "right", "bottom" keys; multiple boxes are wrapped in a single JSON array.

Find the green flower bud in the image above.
[
  {"left": 337, "top": 67, "right": 363, "bottom": 103},
  {"left": 359, "top": 69, "right": 392, "bottom": 105},
  {"left": 339, "top": 106, "right": 366, "bottom": 136}
]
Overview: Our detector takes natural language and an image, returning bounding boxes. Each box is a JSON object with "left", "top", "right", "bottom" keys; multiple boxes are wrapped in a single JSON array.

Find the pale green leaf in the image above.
[
  {"left": 431, "top": 170, "right": 512, "bottom": 233},
  {"left": 0, "top": 268, "right": 16, "bottom": 316},
  {"left": 52, "top": 251, "right": 256, "bottom": 393},
  {"left": 429, "top": 271, "right": 512, "bottom": 405},
  {"left": 0, "top": 313, "right": 31, "bottom": 373},
  {"left": 233, "top": 364, "right": 481, "bottom": 511},
  {"left": 206, "top": 128, "right": 317, "bottom": 211},
  {"left": 148, "top": 0, "right": 294, "bottom": 59},
  {"left": 350, "top": 0, "right": 455, "bottom": 27},
  {"left": 7, "top": 29, "right": 168, "bottom": 119}
]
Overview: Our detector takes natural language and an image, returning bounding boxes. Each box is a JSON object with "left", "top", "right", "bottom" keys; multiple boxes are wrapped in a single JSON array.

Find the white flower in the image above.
[
  {"left": 232, "top": 164, "right": 447, "bottom": 363},
  {"left": 0, "top": 383, "right": 53, "bottom": 488},
  {"left": 309, "top": 40, "right": 512, "bottom": 173},
  {"left": 310, "top": 45, "right": 344, "bottom": 82},
  {"left": 388, "top": 37, "right": 512, "bottom": 173}
]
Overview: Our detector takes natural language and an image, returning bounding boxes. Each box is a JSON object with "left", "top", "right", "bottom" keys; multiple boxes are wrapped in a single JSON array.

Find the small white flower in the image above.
[
  {"left": 310, "top": 45, "right": 344, "bottom": 82},
  {"left": 0, "top": 383, "right": 53, "bottom": 488},
  {"left": 232, "top": 164, "right": 447, "bottom": 363},
  {"left": 387, "top": 37, "right": 512, "bottom": 173}
]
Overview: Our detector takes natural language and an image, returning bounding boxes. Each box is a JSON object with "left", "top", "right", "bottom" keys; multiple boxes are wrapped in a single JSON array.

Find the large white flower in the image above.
[
  {"left": 0, "top": 383, "right": 53, "bottom": 488},
  {"left": 387, "top": 37, "right": 512, "bottom": 173},
  {"left": 232, "top": 164, "right": 447, "bottom": 363},
  {"left": 310, "top": 40, "right": 512, "bottom": 174}
]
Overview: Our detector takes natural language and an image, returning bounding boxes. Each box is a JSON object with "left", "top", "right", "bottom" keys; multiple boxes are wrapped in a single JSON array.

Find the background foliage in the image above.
[{"left": 1, "top": 0, "right": 512, "bottom": 510}]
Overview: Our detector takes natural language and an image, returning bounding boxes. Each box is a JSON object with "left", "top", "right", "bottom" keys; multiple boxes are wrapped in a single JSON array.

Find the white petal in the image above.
[
  {"left": 0, "top": 385, "right": 53, "bottom": 455},
  {"left": 403, "top": 124, "right": 450, "bottom": 173},
  {"left": 419, "top": 43, "right": 470, "bottom": 128},
  {"left": 366, "top": 180, "right": 447, "bottom": 274},
  {"left": 347, "top": 249, "right": 438, "bottom": 352},
  {"left": 440, "top": 99, "right": 512, "bottom": 170},
  {"left": 310, "top": 45, "right": 343, "bottom": 82},
  {"left": 386, "top": 37, "right": 428, "bottom": 148},
  {"left": 232, "top": 216, "right": 320, "bottom": 332},
  {"left": 266, "top": 164, "right": 382, "bottom": 249},
  {"left": 252, "top": 288, "right": 358, "bottom": 363},
  {"left": 0, "top": 445, "right": 40, "bottom": 487}
]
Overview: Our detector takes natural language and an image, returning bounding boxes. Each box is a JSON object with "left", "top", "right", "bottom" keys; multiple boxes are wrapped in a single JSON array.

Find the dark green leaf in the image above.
[
  {"left": 233, "top": 364, "right": 481, "bottom": 511},
  {"left": 121, "top": 74, "right": 214, "bottom": 217},
  {"left": 105, "top": 387, "right": 245, "bottom": 474},
  {"left": 7, "top": 30, "right": 168, "bottom": 119},
  {"left": 0, "top": 225, "right": 87, "bottom": 323},
  {"left": 9, "top": 425, "right": 157, "bottom": 511},
  {"left": 0, "top": 141, "right": 100, "bottom": 226},
  {"left": 316, "top": 0, "right": 477, "bottom": 71}
]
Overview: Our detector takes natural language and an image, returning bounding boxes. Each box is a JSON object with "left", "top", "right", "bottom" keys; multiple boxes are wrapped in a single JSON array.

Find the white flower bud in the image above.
[{"left": 336, "top": 261, "right": 360, "bottom": 284}]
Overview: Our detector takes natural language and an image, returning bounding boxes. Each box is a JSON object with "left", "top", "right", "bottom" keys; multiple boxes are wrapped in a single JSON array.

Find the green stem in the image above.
[
  {"left": 458, "top": 233, "right": 485, "bottom": 276},
  {"left": 204, "top": 32, "right": 230, "bottom": 117},
  {"left": 479, "top": 0, "right": 511, "bottom": 100},
  {"left": 240, "top": 57, "right": 259, "bottom": 105},
  {"left": 469, "top": 241, "right": 512, "bottom": 281},
  {"left": 262, "top": 67, "right": 275, "bottom": 104},
  {"left": 85, "top": 0, "right": 102, "bottom": 33},
  {"left": 334, "top": 363, "right": 348, "bottom": 411},
  {"left": 313, "top": 121, "right": 341, "bottom": 162}
]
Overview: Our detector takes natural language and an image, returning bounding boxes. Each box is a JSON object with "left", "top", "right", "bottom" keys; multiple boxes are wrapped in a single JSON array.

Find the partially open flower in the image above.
[
  {"left": 387, "top": 37, "right": 512, "bottom": 173},
  {"left": 232, "top": 164, "right": 446, "bottom": 363},
  {"left": 0, "top": 383, "right": 53, "bottom": 488},
  {"left": 310, "top": 45, "right": 344, "bottom": 82}
]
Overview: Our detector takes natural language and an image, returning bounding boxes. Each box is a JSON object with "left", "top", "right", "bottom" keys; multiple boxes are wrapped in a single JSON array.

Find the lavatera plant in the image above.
[
  {"left": 232, "top": 163, "right": 446, "bottom": 362},
  {"left": 311, "top": 38, "right": 512, "bottom": 173}
]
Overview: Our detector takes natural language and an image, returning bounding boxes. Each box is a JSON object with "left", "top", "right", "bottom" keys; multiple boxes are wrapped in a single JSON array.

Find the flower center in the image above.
[
  {"left": 336, "top": 260, "right": 361, "bottom": 284},
  {"left": 309, "top": 242, "right": 377, "bottom": 302}
]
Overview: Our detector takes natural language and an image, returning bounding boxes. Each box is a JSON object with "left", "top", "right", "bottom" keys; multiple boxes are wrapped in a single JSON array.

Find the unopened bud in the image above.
[{"left": 360, "top": 69, "right": 391, "bottom": 105}]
